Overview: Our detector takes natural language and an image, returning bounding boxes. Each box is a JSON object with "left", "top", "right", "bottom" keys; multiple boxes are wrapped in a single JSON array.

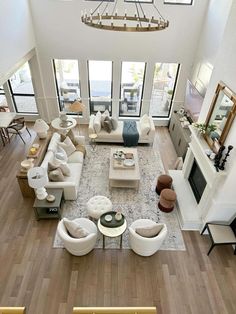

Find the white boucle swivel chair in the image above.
[
  {"left": 57, "top": 218, "right": 97, "bottom": 256},
  {"left": 129, "top": 219, "right": 167, "bottom": 256}
]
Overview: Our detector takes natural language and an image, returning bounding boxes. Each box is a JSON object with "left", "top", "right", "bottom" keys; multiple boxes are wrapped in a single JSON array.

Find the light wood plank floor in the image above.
[{"left": 0, "top": 125, "right": 236, "bottom": 314}]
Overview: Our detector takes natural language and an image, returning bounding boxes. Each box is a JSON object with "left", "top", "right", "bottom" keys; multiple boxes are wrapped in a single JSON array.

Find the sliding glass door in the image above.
[
  {"left": 119, "top": 62, "right": 146, "bottom": 117},
  {"left": 8, "top": 62, "right": 38, "bottom": 114},
  {"left": 88, "top": 60, "right": 113, "bottom": 115},
  {"left": 149, "top": 63, "right": 180, "bottom": 118}
]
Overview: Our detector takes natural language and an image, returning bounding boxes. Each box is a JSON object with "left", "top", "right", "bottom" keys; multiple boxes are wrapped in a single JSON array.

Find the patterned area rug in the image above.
[{"left": 53, "top": 144, "right": 186, "bottom": 251}]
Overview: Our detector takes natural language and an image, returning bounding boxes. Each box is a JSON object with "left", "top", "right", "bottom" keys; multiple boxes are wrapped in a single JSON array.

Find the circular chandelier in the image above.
[{"left": 81, "top": 0, "right": 169, "bottom": 32}]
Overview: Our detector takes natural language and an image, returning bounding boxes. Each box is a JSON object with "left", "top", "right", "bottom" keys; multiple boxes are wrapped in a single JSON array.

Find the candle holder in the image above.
[
  {"left": 214, "top": 145, "right": 225, "bottom": 172},
  {"left": 218, "top": 145, "right": 233, "bottom": 170}
]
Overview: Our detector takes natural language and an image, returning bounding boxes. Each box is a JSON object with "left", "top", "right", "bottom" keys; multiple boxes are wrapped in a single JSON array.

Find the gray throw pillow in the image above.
[
  {"left": 48, "top": 168, "right": 65, "bottom": 182},
  {"left": 48, "top": 159, "right": 71, "bottom": 176},
  {"left": 135, "top": 224, "right": 163, "bottom": 238},
  {"left": 103, "top": 116, "right": 113, "bottom": 133},
  {"left": 110, "top": 117, "right": 118, "bottom": 130},
  {"left": 63, "top": 218, "right": 89, "bottom": 238}
]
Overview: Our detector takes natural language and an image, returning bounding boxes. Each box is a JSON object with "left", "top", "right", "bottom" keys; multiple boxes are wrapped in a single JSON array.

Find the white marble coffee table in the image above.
[{"left": 109, "top": 148, "right": 140, "bottom": 189}]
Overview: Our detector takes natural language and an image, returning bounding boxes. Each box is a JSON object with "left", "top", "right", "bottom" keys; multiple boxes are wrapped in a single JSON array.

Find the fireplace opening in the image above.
[{"left": 188, "top": 160, "right": 207, "bottom": 203}]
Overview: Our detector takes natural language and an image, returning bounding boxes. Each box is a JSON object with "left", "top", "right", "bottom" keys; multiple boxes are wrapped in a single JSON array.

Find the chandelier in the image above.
[{"left": 81, "top": 0, "right": 169, "bottom": 32}]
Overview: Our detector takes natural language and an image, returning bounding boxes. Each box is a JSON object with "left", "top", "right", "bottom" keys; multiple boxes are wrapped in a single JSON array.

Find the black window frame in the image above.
[
  {"left": 119, "top": 61, "right": 147, "bottom": 118},
  {"left": 8, "top": 64, "right": 38, "bottom": 115},
  {"left": 87, "top": 60, "right": 113, "bottom": 116},
  {"left": 52, "top": 59, "right": 82, "bottom": 115},
  {"left": 164, "top": 0, "right": 193, "bottom": 5}
]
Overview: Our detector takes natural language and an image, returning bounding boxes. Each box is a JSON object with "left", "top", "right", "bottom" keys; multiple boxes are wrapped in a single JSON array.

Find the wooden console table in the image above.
[{"left": 16, "top": 133, "right": 51, "bottom": 198}]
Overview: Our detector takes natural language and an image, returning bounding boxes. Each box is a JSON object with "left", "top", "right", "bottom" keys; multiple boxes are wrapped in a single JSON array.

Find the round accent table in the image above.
[
  {"left": 51, "top": 117, "right": 77, "bottom": 135},
  {"left": 89, "top": 133, "right": 98, "bottom": 152},
  {"left": 98, "top": 214, "right": 127, "bottom": 249}
]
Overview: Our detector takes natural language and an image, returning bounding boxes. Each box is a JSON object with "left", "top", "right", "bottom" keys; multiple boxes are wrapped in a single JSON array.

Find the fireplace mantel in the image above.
[{"left": 169, "top": 126, "right": 227, "bottom": 230}]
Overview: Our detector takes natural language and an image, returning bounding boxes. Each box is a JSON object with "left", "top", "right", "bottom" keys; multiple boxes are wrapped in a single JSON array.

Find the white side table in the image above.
[
  {"left": 51, "top": 117, "right": 77, "bottom": 135},
  {"left": 89, "top": 133, "right": 97, "bottom": 152}
]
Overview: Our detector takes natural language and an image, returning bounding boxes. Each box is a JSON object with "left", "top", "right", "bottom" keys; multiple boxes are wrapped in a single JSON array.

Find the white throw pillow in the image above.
[
  {"left": 135, "top": 224, "right": 163, "bottom": 238},
  {"left": 58, "top": 136, "right": 76, "bottom": 157},
  {"left": 93, "top": 111, "right": 102, "bottom": 133},
  {"left": 55, "top": 146, "right": 68, "bottom": 162},
  {"left": 63, "top": 218, "right": 89, "bottom": 238},
  {"left": 140, "top": 114, "right": 150, "bottom": 137},
  {"left": 89, "top": 114, "right": 95, "bottom": 134}
]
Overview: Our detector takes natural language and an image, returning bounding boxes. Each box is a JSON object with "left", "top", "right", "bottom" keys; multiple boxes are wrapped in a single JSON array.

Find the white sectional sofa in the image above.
[
  {"left": 88, "top": 114, "right": 155, "bottom": 144},
  {"left": 40, "top": 132, "right": 84, "bottom": 200}
]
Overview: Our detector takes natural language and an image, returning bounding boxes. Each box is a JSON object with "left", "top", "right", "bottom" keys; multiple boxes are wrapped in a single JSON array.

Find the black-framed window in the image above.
[
  {"left": 0, "top": 85, "right": 8, "bottom": 111},
  {"left": 88, "top": 60, "right": 113, "bottom": 115},
  {"left": 119, "top": 61, "right": 146, "bottom": 117},
  {"left": 164, "top": 0, "right": 193, "bottom": 5},
  {"left": 8, "top": 62, "right": 38, "bottom": 114},
  {"left": 149, "top": 63, "right": 180, "bottom": 118},
  {"left": 53, "top": 59, "right": 81, "bottom": 114}
]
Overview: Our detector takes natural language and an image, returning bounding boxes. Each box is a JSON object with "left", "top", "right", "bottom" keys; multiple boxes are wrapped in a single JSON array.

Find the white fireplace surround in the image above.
[{"left": 169, "top": 126, "right": 227, "bottom": 230}]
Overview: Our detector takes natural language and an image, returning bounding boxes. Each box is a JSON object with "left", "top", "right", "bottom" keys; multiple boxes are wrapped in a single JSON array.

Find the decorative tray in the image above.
[
  {"left": 27, "top": 146, "right": 41, "bottom": 158},
  {"left": 100, "top": 211, "right": 125, "bottom": 228}
]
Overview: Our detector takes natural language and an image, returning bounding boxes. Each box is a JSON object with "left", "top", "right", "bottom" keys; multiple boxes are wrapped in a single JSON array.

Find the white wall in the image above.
[
  {"left": 0, "top": 0, "right": 35, "bottom": 84},
  {"left": 191, "top": 0, "right": 232, "bottom": 94},
  {"left": 29, "top": 0, "right": 209, "bottom": 122},
  {"left": 196, "top": 1, "right": 236, "bottom": 221}
]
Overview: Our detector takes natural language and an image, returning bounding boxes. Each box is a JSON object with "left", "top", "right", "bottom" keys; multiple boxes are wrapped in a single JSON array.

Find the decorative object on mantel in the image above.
[
  {"left": 214, "top": 145, "right": 225, "bottom": 172},
  {"left": 193, "top": 122, "right": 217, "bottom": 135},
  {"left": 81, "top": 0, "right": 169, "bottom": 33},
  {"left": 218, "top": 145, "right": 233, "bottom": 171}
]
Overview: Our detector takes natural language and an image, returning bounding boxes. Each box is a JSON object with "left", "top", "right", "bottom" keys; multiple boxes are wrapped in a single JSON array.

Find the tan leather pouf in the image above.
[
  {"left": 158, "top": 188, "right": 177, "bottom": 213},
  {"left": 156, "top": 174, "right": 173, "bottom": 195}
]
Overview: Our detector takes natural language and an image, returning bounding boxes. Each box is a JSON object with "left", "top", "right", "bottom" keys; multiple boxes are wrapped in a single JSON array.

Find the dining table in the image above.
[{"left": 0, "top": 112, "right": 16, "bottom": 145}]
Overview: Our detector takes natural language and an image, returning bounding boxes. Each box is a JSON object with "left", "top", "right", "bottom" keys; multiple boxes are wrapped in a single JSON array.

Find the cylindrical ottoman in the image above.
[
  {"left": 158, "top": 188, "right": 176, "bottom": 213},
  {"left": 87, "top": 195, "right": 112, "bottom": 220},
  {"left": 156, "top": 174, "right": 173, "bottom": 195}
]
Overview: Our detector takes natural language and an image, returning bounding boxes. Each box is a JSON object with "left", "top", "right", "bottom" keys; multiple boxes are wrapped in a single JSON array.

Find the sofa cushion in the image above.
[
  {"left": 96, "top": 121, "right": 123, "bottom": 141},
  {"left": 67, "top": 151, "right": 84, "bottom": 164},
  {"left": 101, "top": 109, "right": 110, "bottom": 127},
  {"left": 58, "top": 136, "right": 76, "bottom": 157},
  {"left": 93, "top": 111, "right": 102, "bottom": 133},
  {"left": 135, "top": 224, "right": 163, "bottom": 238},
  {"left": 103, "top": 116, "right": 113, "bottom": 133},
  {"left": 48, "top": 159, "right": 71, "bottom": 176},
  {"left": 48, "top": 168, "right": 65, "bottom": 182},
  {"left": 89, "top": 114, "right": 96, "bottom": 134},
  {"left": 140, "top": 114, "right": 150, "bottom": 137},
  {"left": 63, "top": 218, "right": 89, "bottom": 238}
]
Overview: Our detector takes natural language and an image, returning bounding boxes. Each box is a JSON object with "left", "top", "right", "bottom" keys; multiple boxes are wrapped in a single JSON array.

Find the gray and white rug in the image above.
[{"left": 53, "top": 144, "right": 186, "bottom": 251}]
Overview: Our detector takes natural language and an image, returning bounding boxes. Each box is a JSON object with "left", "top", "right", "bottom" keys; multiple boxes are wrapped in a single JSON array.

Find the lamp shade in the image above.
[
  {"left": 34, "top": 119, "right": 49, "bottom": 133},
  {"left": 27, "top": 167, "right": 48, "bottom": 189},
  {"left": 69, "top": 100, "right": 85, "bottom": 113}
]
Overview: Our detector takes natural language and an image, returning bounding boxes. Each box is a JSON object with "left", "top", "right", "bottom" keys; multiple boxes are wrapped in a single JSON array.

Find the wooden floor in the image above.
[{"left": 0, "top": 125, "right": 236, "bottom": 314}]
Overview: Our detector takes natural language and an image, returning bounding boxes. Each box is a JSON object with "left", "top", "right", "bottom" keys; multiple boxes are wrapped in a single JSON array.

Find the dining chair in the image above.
[
  {"left": 201, "top": 216, "right": 236, "bottom": 255},
  {"left": 6, "top": 117, "right": 31, "bottom": 144}
]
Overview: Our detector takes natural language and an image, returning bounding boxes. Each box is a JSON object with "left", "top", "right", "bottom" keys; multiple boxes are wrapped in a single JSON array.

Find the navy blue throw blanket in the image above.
[{"left": 122, "top": 120, "right": 139, "bottom": 147}]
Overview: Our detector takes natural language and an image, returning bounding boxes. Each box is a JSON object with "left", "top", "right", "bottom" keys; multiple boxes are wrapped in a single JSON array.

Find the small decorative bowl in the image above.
[{"left": 46, "top": 194, "right": 55, "bottom": 203}]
